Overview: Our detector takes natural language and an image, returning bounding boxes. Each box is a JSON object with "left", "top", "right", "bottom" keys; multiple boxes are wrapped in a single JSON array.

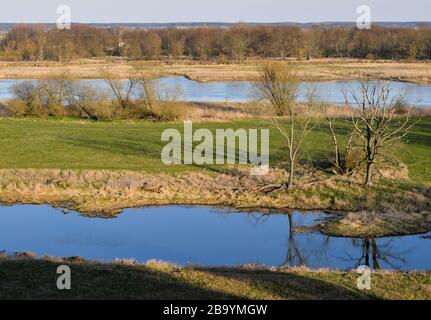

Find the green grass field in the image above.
[{"left": 0, "top": 117, "right": 430, "bottom": 184}]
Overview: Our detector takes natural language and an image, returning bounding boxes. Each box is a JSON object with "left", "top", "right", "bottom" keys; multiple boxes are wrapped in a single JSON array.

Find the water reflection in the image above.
[
  {"left": 283, "top": 211, "right": 306, "bottom": 267},
  {"left": 278, "top": 210, "right": 420, "bottom": 270},
  {"left": 0, "top": 205, "right": 429, "bottom": 270},
  {"left": 344, "top": 238, "right": 410, "bottom": 270}
]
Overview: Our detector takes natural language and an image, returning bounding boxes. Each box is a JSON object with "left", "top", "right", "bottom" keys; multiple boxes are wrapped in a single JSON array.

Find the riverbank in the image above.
[
  {"left": 0, "top": 254, "right": 429, "bottom": 300},
  {"left": 0, "top": 168, "right": 429, "bottom": 237},
  {"left": 0, "top": 58, "right": 430, "bottom": 83}
]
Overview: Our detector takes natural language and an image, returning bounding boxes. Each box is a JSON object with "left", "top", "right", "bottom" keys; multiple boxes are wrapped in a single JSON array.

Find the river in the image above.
[{"left": 0, "top": 77, "right": 430, "bottom": 107}]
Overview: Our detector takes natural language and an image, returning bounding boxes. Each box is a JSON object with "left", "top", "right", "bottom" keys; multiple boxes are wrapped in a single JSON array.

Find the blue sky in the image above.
[{"left": 1, "top": 0, "right": 430, "bottom": 23}]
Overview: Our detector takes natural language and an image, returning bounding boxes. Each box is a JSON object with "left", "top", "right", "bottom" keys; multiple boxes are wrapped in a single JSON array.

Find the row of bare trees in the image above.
[
  {"left": 258, "top": 63, "right": 414, "bottom": 187},
  {"left": 1, "top": 24, "right": 430, "bottom": 61}
]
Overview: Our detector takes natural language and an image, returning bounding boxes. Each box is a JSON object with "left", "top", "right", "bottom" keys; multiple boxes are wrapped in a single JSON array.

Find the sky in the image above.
[{"left": 0, "top": 0, "right": 430, "bottom": 23}]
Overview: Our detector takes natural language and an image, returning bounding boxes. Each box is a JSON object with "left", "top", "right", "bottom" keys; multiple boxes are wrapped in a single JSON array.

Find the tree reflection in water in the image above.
[
  {"left": 245, "top": 210, "right": 415, "bottom": 270},
  {"left": 281, "top": 210, "right": 333, "bottom": 268},
  {"left": 283, "top": 211, "right": 305, "bottom": 267},
  {"left": 280, "top": 211, "right": 411, "bottom": 270},
  {"left": 343, "top": 238, "right": 410, "bottom": 270}
]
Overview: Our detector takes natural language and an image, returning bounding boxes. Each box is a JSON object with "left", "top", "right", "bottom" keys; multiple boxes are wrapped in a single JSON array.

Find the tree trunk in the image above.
[
  {"left": 371, "top": 239, "right": 381, "bottom": 270},
  {"left": 288, "top": 158, "right": 295, "bottom": 189},
  {"left": 287, "top": 210, "right": 294, "bottom": 238},
  {"left": 365, "top": 162, "right": 374, "bottom": 187},
  {"left": 364, "top": 239, "right": 370, "bottom": 267},
  {"left": 328, "top": 120, "right": 341, "bottom": 172},
  {"left": 365, "top": 125, "right": 374, "bottom": 186}
]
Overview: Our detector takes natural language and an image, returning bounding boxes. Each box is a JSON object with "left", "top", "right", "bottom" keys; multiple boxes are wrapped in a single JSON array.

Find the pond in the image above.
[
  {"left": 0, "top": 205, "right": 429, "bottom": 271},
  {"left": 0, "top": 77, "right": 430, "bottom": 107}
]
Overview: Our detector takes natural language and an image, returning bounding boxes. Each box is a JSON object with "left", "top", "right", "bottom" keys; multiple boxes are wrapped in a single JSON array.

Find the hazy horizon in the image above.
[
  {"left": 0, "top": 0, "right": 429, "bottom": 24},
  {"left": 0, "top": 20, "right": 430, "bottom": 24}
]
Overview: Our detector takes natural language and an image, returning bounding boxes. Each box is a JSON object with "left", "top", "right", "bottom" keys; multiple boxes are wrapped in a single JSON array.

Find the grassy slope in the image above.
[
  {"left": 0, "top": 258, "right": 429, "bottom": 300},
  {"left": 0, "top": 117, "right": 429, "bottom": 184}
]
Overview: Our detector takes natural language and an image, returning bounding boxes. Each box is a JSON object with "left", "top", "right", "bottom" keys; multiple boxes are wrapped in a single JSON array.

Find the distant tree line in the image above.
[{"left": 1, "top": 24, "right": 430, "bottom": 62}]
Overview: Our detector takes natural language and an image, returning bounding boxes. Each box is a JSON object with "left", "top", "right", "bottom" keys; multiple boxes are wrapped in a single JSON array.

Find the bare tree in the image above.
[
  {"left": 140, "top": 32, "right": 162, "bottom": 59},
  {"left": 224, "top": 26, "right": 249, "bottom": 63},
  {"left": 11, "top": 82, "right": 37, "bottom": 113},
  {"left": 103, "top": 68, "right": 139, "bottom": 110},
  {"left": 346, "top": 79, "right": 415, "bottom": 186},
  {"left": 67, "top": 83, "right": 105, "bottom": 120},
  {"left": 12, "top": 72, "right": 72, "bottom": 116},
  {"left": 258, "top": 63, "right": 314, "bottom": 188},
  {"left": 317, "top": 100, "right": 357, "bottom": 175},
  {"left": 132, "top": 63, "right": 161, "bottom": 113},
  {"left": 258, "top": 62, "right": 298, "bottom": 117},
  {"left": 132, "top": 63, "right": 184, "bottom": 120},
  {"left": 35, "top": 72, "right": 72, "bottom": 115},
  {"left": 139, "top": 78, "right": 158, "bottom": 111},
  {"left": 326, "top": 116, "right": 356, "bottom": 175},
  {"left": 36, "top": 28, "right": 47, "bottom": 62}
]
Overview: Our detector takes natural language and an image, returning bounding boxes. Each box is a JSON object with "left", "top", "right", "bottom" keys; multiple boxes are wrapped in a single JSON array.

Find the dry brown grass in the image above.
[
  {"left": 183, "top": 102, "right": 262, "bottom": 120},
  {"left": 0, "top": 167, "right": 288, "bottom": 215},
  {"left": 322, "top": 210, "right": 431, "bottom": 238},
  {"left": 0, "top": 58, "right": 430, "bottom": 83}
]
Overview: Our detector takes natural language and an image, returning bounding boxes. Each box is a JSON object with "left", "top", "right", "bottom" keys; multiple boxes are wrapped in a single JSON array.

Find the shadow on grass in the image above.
[
  {"left": 0, "top": 259, "right": 378, "bottom": 300},
  {"left": 405, "top": 132, "right": 431, "bottom": 147},
  {"left": 0, "top": 259, "right": 241, "bottom": 300},
  {"left": 201, "top": 267, "right": 379, "bottom": 300},
  {"left": 60, "top": 135, "right": 163, "bottom": 160},
  {"left": 59, "top": 135, "right": 275, "bottom": 174}
]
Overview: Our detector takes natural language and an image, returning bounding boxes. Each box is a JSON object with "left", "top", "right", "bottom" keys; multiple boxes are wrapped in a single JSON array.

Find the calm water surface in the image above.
[
  {"left": 0, "top": 205, "right": 429, "bottom": 271},
  {"left": 0, "top": 77, "right": 430, "bottom": 107}
]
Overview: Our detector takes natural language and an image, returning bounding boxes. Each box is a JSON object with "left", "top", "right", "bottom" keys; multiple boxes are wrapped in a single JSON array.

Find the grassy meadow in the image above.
[{"left": 0, "top": 116, "right": 429, "bottom": 184}]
